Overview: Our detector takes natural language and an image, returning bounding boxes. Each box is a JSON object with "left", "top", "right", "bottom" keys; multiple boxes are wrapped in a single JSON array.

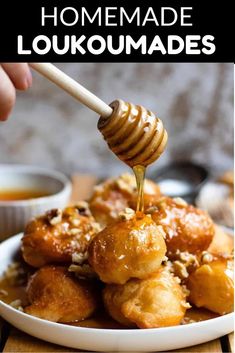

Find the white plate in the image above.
[{"left": 0, "top": 234, "right": 234, "bottom": 352}]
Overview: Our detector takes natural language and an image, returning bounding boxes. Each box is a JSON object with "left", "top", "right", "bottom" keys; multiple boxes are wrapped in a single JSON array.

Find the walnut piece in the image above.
[
  {"left": 119, "top": 207, "right": 135, "bottom": 221},
  {"left": 68, "top": 264, "right": 97, "bottom": 279},
  {"left": 173, "top": 197, "right": 188, "bottom": 206},
  {"left": 75, "top": 201, "right": 91, "bottom": 217},
  {"left": 173, "top": 260, "right": 189, "bottom": 279},
  {"left": 9, "top": 299, "right": 23, "bottom": 311},
  {"left": 0, "top": 289, "right": 8, "bottom": 297},
  {"left": 72, "top": 251, "right": 88, "bottom": 264},
  {"left": 46, "top": 209, "right": 62, "bottom": 225},
  {"left": 115, "top": 174, "right": 137, "bottom": 194},
  {"left": 201, "top": 251, "right": 213, "bottom": 264}
]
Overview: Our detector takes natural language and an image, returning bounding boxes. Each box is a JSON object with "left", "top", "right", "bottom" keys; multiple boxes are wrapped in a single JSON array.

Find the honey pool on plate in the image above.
[{"left": 0, "top": 189, "right": 51, "bottom": 201}]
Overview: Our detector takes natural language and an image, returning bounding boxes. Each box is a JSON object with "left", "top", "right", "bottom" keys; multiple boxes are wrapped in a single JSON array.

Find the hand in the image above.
[{"left": 0, "top": 63, "right": 32, "bottom": 121}]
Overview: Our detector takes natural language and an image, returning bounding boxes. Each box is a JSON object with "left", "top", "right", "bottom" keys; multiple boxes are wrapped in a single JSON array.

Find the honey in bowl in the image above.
[{"left": 0, "top": 189, "right": 51, "bottom": 201}]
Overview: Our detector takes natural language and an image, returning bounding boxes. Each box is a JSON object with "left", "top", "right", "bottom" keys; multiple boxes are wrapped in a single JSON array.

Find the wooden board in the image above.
[
  {"left": 0, "top": 317, "right": 3, "bottom": 343},
  {"left": 229, "top": 333, "right": 234, "bottom": 353},
  {"left": 3, "top": 328, "right": 77, "bottom": 353},
  {"left": 0, "top": 317, "right": 7, "bottom": 350},
  {"left": 0, "top": 173, "right": 233, "bottom": 352},
  {"left": 176, "top": 339, "right": 222, "bottom": 352},
  {"left": 1, "top": 326, "right": 225, "bottom": 353}
]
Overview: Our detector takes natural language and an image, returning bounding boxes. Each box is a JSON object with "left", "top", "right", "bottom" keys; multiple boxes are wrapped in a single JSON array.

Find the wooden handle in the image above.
[{"left": 29, "top": 63, "right": 113, "bottom": 118}]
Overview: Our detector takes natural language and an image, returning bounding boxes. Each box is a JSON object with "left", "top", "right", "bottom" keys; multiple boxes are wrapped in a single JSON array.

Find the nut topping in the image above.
[{"left": 46, "top": 209, "right": 62, "bottom": 225}]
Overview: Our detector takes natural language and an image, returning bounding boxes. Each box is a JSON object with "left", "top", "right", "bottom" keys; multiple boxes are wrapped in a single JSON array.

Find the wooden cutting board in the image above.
[{"left": 0, "top": 174, "right": 233, "bottom": 353}]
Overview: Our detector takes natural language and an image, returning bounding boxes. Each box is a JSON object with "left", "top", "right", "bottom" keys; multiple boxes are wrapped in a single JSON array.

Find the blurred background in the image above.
[{"left": 0, "top": 63, "right": 233, "bottom": 178}]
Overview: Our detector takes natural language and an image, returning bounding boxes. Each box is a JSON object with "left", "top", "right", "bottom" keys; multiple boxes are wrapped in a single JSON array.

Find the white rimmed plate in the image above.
[{"left": 0, "top": 234, "right": 234, "bottom": 352}]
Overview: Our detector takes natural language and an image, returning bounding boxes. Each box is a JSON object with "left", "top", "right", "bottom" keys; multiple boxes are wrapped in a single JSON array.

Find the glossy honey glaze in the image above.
[
  {"left": 0, "top": 189, "right": 51, "bottom": 201},
  {"left": 0, "top": 274, "right": 219, "bottom": 328}
]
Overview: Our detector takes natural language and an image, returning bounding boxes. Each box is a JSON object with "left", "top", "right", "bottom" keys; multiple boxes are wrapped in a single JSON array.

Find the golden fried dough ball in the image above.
[
  {"left": 208, "top": 225, "right": 233, "bottom": 256},
  {"left": 149, "top": 197, "right": 215, "bottom": 256},
  {"left": 22, "top": 203, "right": 101, "bottom": 268},
  {"left": 88, "top": 213, "right": 166, "bottom": 284},
  {"left": 103, "top": 267, "right": 188, "bottom": 328},
  {"left": 187, "top": 256, "right": 234, "bottom": 315},
  {"left": 25, "top": 266, "right": 99, "bottom": 323},
  {"left": 89, "top": 173, "right": 161, "bottom": 227}
]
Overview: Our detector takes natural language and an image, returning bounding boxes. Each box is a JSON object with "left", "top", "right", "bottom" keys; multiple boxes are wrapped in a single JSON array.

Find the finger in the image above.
[
  {"left": 2, "top": 63, "right": 32, "bottom": 91},
  {"left": 0, "top": 65, "right": 16, "bottom": 121}
]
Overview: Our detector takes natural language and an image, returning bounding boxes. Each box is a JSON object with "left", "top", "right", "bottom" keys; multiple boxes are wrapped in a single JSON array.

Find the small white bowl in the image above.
[{"left": 0, "top": 164, "right": 72, "bottom": 240}]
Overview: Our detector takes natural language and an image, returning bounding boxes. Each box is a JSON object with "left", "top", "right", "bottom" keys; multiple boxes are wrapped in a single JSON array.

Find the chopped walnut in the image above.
[
  {"left": 72, "top": 251, "right": 88, "bottom": 264},
  {"left": 0, "top": 289, "right": 8, "bottom": 297},
  {"left": 46, "top": 209, "right": 62, "bottom": 225},
  {"left": 9, "top": 299, "right": 23, "bottom": 311},
  {"left": 3, "top": 262, "right": 28, "bottom": 286},
  {"left": 68, "top": 264, "right": 97, "bottom": 279},
  {"left": 174, "top": 276, "right": 181, "bottom": 284},
  {"left": 68, "top": 228, "right": 82, "bottom": 236},
  {"left": 178, "top": 252, "right": 200, "bottom": 269},
  {"left": 201, "top": 251, "right": 214, "bottom": 264},
  {"left": 119, "top": 207, "right": 135, "bottom": 221},
  {"left": 165, "top": 260, "right": 174, "bottom": 272},
  {"left": 181, "top": 284, "right": 190, "bottom": 297},
  {"left": 146, "top": 206, "right": 157, "bottom": 214},
  {"left": 168, "top": 251, "right": 200, "bottom": 280},
  {"left": 181, "top": 317, "right": 196, "bottom": 325},
  {"left": 173, "top": 197, "right": 188, "bottom": 206},
  {"left": 181, "top": 300, "right": 191, "bottom": 309},
  {"left": 71, "top": 218, "right": 81, "bottom": 227},
  {"left": 173, "top": 260, "right": 189, "bottom": 279},
  {"left": 75, "top": 201, "right": 91, "bottom": 217},
  {"left": 115, "top": 174, "right": 136, "bottom": 194},
  {"left": 92, "top": 222, "right": 102, "bottom": 233}
]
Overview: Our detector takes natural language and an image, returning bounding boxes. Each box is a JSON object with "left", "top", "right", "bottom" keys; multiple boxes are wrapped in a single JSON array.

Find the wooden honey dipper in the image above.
[
  {"left": 30, "top": 63, "right": 167, "bottom": 168},
  {"left": 30, "top": 63, "right": 168, "bottom": 212},
  {"left": 98, "top": 99, "right": 168, "bottom": 168}
]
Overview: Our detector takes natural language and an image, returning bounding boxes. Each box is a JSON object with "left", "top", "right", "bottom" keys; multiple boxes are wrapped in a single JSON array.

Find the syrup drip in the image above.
[{"left": 133, "top": 165, "right": 146, "bottom": 213}]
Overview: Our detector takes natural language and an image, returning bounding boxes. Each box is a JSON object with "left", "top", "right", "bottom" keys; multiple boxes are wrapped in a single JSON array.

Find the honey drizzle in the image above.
[{"left": 133, "top": 165, "right": 146, "bottom": 213}]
